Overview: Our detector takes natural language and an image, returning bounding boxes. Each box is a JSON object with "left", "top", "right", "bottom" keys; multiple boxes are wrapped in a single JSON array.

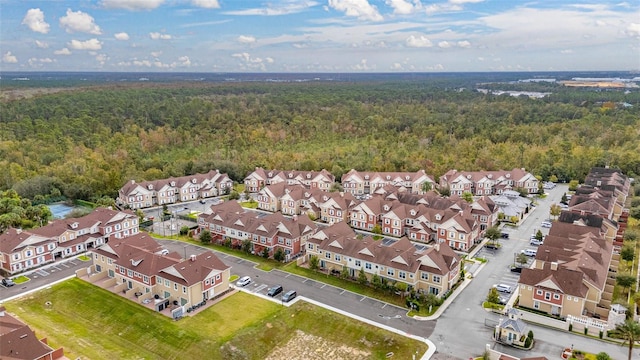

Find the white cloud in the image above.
[
  {"left": 449, "top": 0, "right": 484, "bottom": 4},
  {"left": 438, "top": 41, "right": 451, "bottom": 48},
  {"left": 627, "top": 23, "right": 640, "bottom": 38},
  {"left": 35, "top": 40, "right": 49, "bottom": 49},
  {"left": 68, "top": 39, "right": 103, "bottom": 50},
  {"left": 54, "top": 48, "right": 72, "bottom": 55},
  {"left": 560, "top": 49, "right": 574, "bottom": 54},
  {"left": 114, "top": 32, "right": 130, "bottom": 40},
  {"left": 133, "top": 59, "right": 152, "bottom": 67},
  {"left": 292, "top": 43, "right": 308, "bottom": 48},
  {"left": 191, "top": 0, "right": 220, "bottom": 9},
  {"left": 457, "top": 40, "right": 471, "bottom": 48},
  {"left": 60, "top": 9, "right": 102, "bottom": 35},
  {"left": 386, "top": 0, "right": 422, "bottom": 15},
  {"left": 351, "top": 58, "right": 375, "bottom": 71},
  {"left": 224, "top": 1, "right": 319, "bottom": 16},
  {"left": 151, "top": 51, "right": 163, "bottom": 57},
  {"left": 28, "top": 57, "right": 54, "bottom": 66},
  {"left": 265, "top": 57, "right": 274, "bottom": 63},
  {"left": 101, "top": 0, "right": 165, "bottom": 11},
  {"left": 178, "top": 55, "right": 191, "bottom": 66},
  {"left": 390, "top": 62, "right": 403, "bottom": 70},
  {"left": 328, "top": 0, "right": 383, "bottom": 21},
  {"left": 238, "top": 35, "right": 256, "bottom": 44},
  {"left": 2, "top": 51, "right": 18, "bottom": 63},
  {"left": 406, "top": 35, "right": 432, "bottom": 47},
  {"left": 150, "top": 32, "right": 172, "bottom": 40},
  {"left": 22, "top": 8, "right": 50, "bottom": 34},
  {"left": 231, "top": 52, "right": 272, "bottom": 71},
  {"left": 95, "top": 54, "right": 108, "bottom": 65}
]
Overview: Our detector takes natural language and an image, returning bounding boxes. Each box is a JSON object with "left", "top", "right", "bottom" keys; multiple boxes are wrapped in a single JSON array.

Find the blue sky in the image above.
[{"left": 1, "top": 0, "right": 638, "bottom": 72}]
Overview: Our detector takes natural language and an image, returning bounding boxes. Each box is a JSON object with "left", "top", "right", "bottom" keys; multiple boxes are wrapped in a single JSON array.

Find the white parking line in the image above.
[
  {"left": 381, "top": 303, "right": 387, "bottom": 309},
  {"left": 340, "top": 290, "right": 345, "bottom": 295},
  {"left": 320, "top": 284, "right": 326, "bottom": 289},
  {"left": 360, "top": 296, "right": 366, "bottom": 302},
  {"left": 254, "top": 284, "right": 268, "bottom": 293},
  {"left": 285, "top": 274, "right": 291, "bottom": 278}
]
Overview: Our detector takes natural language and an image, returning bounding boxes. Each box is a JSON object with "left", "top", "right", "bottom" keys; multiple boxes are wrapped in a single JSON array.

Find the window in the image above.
[
  {"left": 432, "top": 275, "right": 441, "bottom": 283},
  {"left": 165, "top": 279, "right": 170, "bottom": 287},
  {"left": 174, "top": 283, "right": 178, "bottom": 290},
  {"left": 307, "top": 243, "right": 314, "bottom": 250},
  {"left": 355, "top": 260, "right": 361, "bottom": 267},
  {"left": 127, "top": 270, "right": 133, "bottom": 277},
  {"left": 335, "top": 254, "right": 341, "bottom": 261},
  {"left": 421, "top": 272, "right": 428, "bottom": 280},
  {"left": 536, "top": 289, "right": 543, "bottom": 295},
  {"left": 48, "top": 243, "right": 55, "bottom": 250},
  {"left": 325, "top": 252, "right": 331, "bottom": 259},
  {"left": 183, "top": 286, "right": 187, "bottom": 294},
  {"left": 25, "top": 250, "right": 33, "bottom": 257},
  {"left": 36, "top": 246, "right": 44, "bottom": 254},
  {"left": 399, "top": 271, "right": 406, "bottom": 279},
  {"left": 533, "top": 301, "right": 540, "bottom": 309},
  {"left": 553, "top": 294, "right": 560, "bottom": 300},
  {"left": 365, "top": 263, "right": 372, "bottom": 270},
  {"left": 567, "top": 296, "right": 572, "bottom": 301},
  {"left": 143, "top": 275, "right": 149, "bottom": 284},
  {"left": 387, "top": 268, "right": 394, "bottom": 276},
  {"left": 544, "top": 292, "right": 551, "bottom": 301},
  {"left": 13, "top": 253, "right": 20, "bottom": 260}
]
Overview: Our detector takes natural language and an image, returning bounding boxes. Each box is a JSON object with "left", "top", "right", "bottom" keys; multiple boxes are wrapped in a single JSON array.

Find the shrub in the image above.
[
  {"left": 599, "top": 330, "right": 604, "bottom": 339},
  {"left": 524, "top": 337, "right": 532, "bottom": 348},
  {"left": 584, "top": 327, "right": 588, "bottom": 335},
  {"left": 527, "top": 330, "right": 534, "bottom": 340},
  {"left": 569, "top": 324, "right": 573, "bottom": 332},
  {"left": 595, "top": 352, "right": 611, "bottom": 360}
]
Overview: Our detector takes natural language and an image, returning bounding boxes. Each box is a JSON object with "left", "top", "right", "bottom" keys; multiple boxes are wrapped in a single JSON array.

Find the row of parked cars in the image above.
[{"left": 235, "top": 276, "right": 297, "bottom": 303}]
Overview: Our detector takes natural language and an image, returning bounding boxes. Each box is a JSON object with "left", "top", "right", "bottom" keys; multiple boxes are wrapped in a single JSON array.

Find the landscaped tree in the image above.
[
  {"left": 462, "top": 191, "right": 474, "bottom": 203},
  {"left": 179, "top": 225, "right": 189, "bottom": 236},
  {"left": 309, "top": 255, "right": 319, "bottom": 271},
  {"left": 568, "top": 180, "right": 579, "bottom": 191},
  {"left": 561, "top": 193, "right": 568, "bottom": 204},
  {"left": 242, "top": 239, "right": 252, "bottom": 254},
  {"left": 485, "top": 226, "right": 501, "bottom": 246},
  {"left": 535, "top": 229, "right": 544, "bottom": 241},
  {"left": 610, "top": 319, "right": 640, "bottom": 360},
  {"left": 421, "top": 181, "right": 433, "bottom": 193},
  {"left": 623, "top": 229, "right": 638, "bottom": 242},
  {"left": 595, "top": 352, "right": 612, "bottom": 360},
  {"left": 228, "top": 190, "right": 240, "bottom": 200},
  {"left": 486, "top": 287, "right": 500, "bottom": 304},
  {"left": 630, "top": 206, "right": 640, "bottom": 220},
  {"left": 357, "top": 267, "right": 368, "bottom": 285},
  {"left": 395, "top": 282, "right": 408, "bottom": 300},
  {"left": 620, "top": 245, "right": 635, "bottom": 267},
  {"left": 550, "top": 203, "right": 562, "bottom": 219},
  {"left": 273, "top": 248, "right": 285, "bottom": 262},
  {"left": 261, "top": 247, "right": 270, "bottom": 259},
  {"left": 615, "top": 273, "right": 637, "bottom": 295},
  {"left": 340, "top": 265, "right": 349, "bottom": 280},
  {"left": 199, "top": 229, "right": 212, "bottom": 244},
  {"left": 372, "top": 224, "right": 382, "bottom": 235},
  {"left": 549, "top": 175, "right": 559, "bottom": 183},
  {"left": 516, "top": 253, "right": 529, "bottom": 267},
  {"left": 371, "top": 273, "right": 382, "bottom": 289}
]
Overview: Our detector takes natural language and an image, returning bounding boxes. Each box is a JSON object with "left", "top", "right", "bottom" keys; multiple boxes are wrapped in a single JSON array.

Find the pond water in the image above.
[{"left": 48, "top": 203, "right": 75, "bottom": 219}]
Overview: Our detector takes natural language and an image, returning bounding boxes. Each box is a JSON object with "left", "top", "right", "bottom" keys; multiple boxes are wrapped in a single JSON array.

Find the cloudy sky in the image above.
[{"left": 1, "top": 0, "right": 638, "bottom": 72}]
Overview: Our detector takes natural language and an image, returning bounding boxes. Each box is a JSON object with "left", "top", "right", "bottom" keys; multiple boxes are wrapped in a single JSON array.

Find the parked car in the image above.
[
  {"left": 498, "top": 295, "right": 509, "bottom": 305},
  {"left": 282, "top": 290, "right": 297, "bottom": 303},
  {"left": 529, "top": 238, "right": 544, "bottom": 246},
  {"left": 236, "top": 276, "right": 251, "bottom": 287},
  {"left": 521, "top": 248, "right": 537, "bottom": 257},
  {"left": 500, "top": 232, "right": 510, "bottom": 239},
  {"left": 510, "top": 266, "right": 523, "bottom": 273},
  {"left": 541, "top": 221, "right": 552, "bottom": 228},
  {"left": 267, "top": 285, "right": 283, "bottom": 297},
  {"left": 2, "top": 278, "right": 15, "bottom": 287},
  {"left": 494, "top": 284, "right": 513, "bottom": 293},
  {"left": 485, "top": 243, "right": 500, "bottom": 250}
]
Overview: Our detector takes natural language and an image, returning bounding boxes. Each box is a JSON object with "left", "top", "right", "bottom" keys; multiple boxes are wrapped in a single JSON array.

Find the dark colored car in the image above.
[
  {"left": 500, "top": 232, "right": 510, "bottom": 239},
  {"left": 282, "top": 290, "right": 297, "bottom": 303},
  {"left": 267, "top": 285, "right": 283, "bottom": 297},
  {"left": 510, "top": 266, "right": 523, "bottom": 273},
  {"left": 2, "top": 278, "right": 15, "bottom": 287},
  {"left": 485, "top": 243, "right": 500, "bottom": 250}
]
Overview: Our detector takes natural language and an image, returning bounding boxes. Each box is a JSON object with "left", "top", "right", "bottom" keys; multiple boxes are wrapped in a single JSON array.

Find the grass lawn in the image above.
[
  {"left": 77, "top": 255, "right": 91, "bottom": 261},
  {"left": 5, "top": 278, "right": 426, "bottom": 360},
  {"left": 12, "top": 275, "right": 30, "bottom": 284}
]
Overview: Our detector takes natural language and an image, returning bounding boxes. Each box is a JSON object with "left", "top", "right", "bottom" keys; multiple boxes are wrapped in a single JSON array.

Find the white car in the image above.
[
  {"left": 521, "top": 248, "right": 538, "bottom": 257},
  {"left": 530, "top": 238, "right": 544, "bottom": 246},
  {"left": 494, "top": 284, "right": 513, "bottom": 293},
  {"left": 236, "top": 276, "right": 251, "bottom": 287},
  {"left": 541, "top": 221, "right": 552, "bottom": 228}
]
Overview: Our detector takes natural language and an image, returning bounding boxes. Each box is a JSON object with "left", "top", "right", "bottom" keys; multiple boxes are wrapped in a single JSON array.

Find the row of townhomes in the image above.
[
  {"left": 439, "top": 168, "right": 540, "bottom": 195},
  {"left": 0, "top": 306, "right": 66, "bottom": 360},
  {"left": 340, "top": 169, "right": 436, "bottom": 195},
  {"left": 197, "top": 201, "right": 319, "bottom": 260},
  {"left": 0, "top": 208, "right": 139, "bottom": 275},
  {"left": 243, "top": 167, "right": 336, "bottom": 193},
  {"left": 518, "top": 167, "right": 631, "bottom": 325},
  {"left": 305, "top": 222, "right": 462, "bottom": 296},
  {"left": 82, "top": 233, "right": 230, "bottom": 318},
  {"left": 253, "top": 180, "right": 502, "bottom": 252},
  {"left": 117, "top": 170, "right": 233, "bottom": 209}
]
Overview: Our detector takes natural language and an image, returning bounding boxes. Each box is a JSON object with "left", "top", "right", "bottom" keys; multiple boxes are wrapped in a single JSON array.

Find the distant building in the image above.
[{"left": 0, "top": 306, "right": 66, "bottom": 360}]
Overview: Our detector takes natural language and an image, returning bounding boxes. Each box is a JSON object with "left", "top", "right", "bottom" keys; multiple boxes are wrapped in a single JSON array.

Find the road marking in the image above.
[
  {"left": 320, "top": 284, "right": 326, "bottom": 288},
  {"left": 60, "top": 263, "right": 70, "bottom": 268},
  {"left": 360, "top": 296, "right": 366, "bottom": 302},
  {"left": 285, "top": 274, "right": 291, "bottom": 278},
  {"left": 254, "top": 284, "right": 268, "bottom": 293},
  {"left": 303, "top": 279, "right": 310, "bottom": 283},
  {"left": 340, "top": 290, "right": 345, "bottom": 295},
  {"left": 381, "top": 303, "right": 387, "bottom": 309}
]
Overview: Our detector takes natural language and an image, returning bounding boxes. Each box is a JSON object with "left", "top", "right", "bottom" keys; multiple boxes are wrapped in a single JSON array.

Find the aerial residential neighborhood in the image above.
[{"left": 2, "top": 164, "right": 638, "bottom": 360}]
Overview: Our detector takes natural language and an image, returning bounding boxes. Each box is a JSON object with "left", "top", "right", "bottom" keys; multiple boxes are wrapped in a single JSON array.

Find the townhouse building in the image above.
[
  {"left": 87, "top": 234, "right": 230, "bottom": 313},
  {"left": 439, "top": 168, "right": 539, "bottom": 195},
  {"left": 0, "top": 208, "right": 138, "bottom": 275},
  {"left": 319, "top": 192, "right": 358, "bottom": 225},
  {"left": 198, "top": 201, "right": 318, "bottom": 260},
  {"left": 0, "top": 306, "right": 66, "bottom": 360},
  {"left": 117, "top": 170, "right": 233, "bottom": 209},
  {"left": 518, "top": 222, "right": 614, "bottom": 319},
  {"left": 305, "top": 222, "right": 461, "bottom": 297},
  {"left": 341, "top": 169, "right": 435, "bottom": 195},
  {"left": 244, "top": 167, "right": 335, "bottom": 193}
]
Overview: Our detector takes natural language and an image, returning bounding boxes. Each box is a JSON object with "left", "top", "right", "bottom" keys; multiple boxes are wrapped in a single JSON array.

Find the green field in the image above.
[{"left": 5, "top": 278, "right": 427, "bottom": 359}]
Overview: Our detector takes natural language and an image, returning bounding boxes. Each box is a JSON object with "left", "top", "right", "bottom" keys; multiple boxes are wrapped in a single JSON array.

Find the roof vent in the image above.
[{"left": 190, "top": 254, "right": 197, "bottom": 262}]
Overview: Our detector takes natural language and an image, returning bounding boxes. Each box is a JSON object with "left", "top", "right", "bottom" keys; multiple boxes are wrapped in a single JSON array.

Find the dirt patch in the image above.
[{"left": 266, "top": 330, "right": 371, "bottom": 360}]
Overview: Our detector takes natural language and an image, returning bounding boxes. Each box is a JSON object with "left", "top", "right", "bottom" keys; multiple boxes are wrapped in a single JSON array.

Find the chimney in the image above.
[
  {"left": 16, "top": 228, "right": 22, "bottom": 234},
  {"left": 190, "top": 254, "right": 197, "bottom": 262},
  {"left": 293, "top": 215, "right": 298, "bottom": 222},
  {"left": 434, "top": 242, "right": 440, "bottom": 252},
  {"left": 550, "top": 262, "right": 558, "bottom": 271},
  {"left": 131, "top": 179, "right": 135, "bottom": 184}
]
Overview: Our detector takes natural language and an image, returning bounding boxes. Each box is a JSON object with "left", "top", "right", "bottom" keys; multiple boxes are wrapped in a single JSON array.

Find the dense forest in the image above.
[{"left": 0, "top": 78, "right": 639, "bottom": 202}]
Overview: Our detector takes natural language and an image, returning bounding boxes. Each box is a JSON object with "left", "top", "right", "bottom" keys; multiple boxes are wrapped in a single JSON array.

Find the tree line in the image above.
[{"left": 0, "top": 80, "right": 638, "bottom": 202}]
